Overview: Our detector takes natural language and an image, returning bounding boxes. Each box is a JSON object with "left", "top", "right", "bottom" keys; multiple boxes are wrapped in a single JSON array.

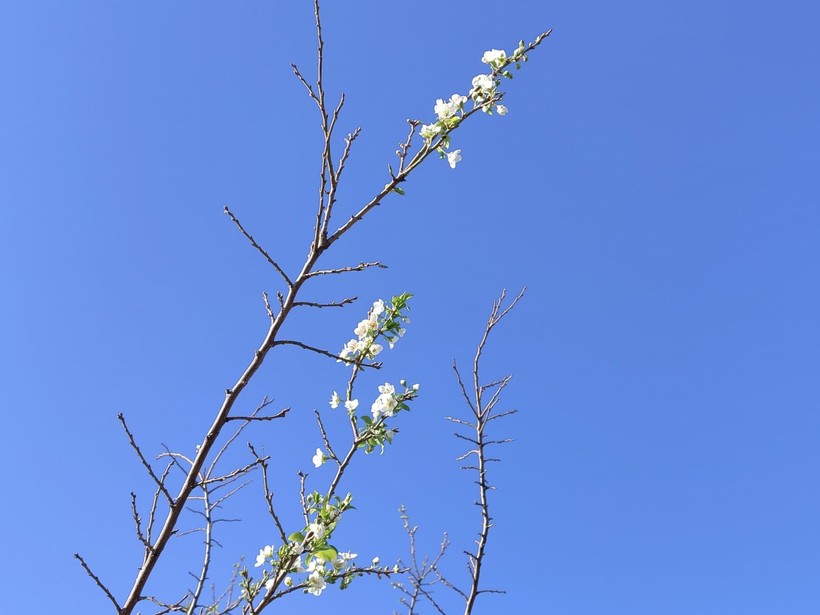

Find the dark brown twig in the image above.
[{"left": 224, "top": 206, "right": 292, "bottom": 287}]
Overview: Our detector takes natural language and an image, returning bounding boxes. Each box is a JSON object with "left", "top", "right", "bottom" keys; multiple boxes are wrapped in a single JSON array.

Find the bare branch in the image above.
[
  {"left": 209, "top": 399, "right": 275, "bottom": 474},
  {"left": 221, "top": 396, "right": 288, "bottom": 426},
  {"left": 290, "top": 63, "right": 320, "bottom": 105},
  {"left": 314, "top": 409, "right": 338, "bottom": 462},
  {"left": 119, "top": 413, "right": 174, "bottom": 505},
  {"left": 223, "top": 206, "right": 292, "bottom": 287},
  {"left": 486, "top": 409, "right": 518, "bottom": 423},
  {"left": 293, "top": 296, "right": 357, "bottom": 309},
  {"left": 397, "top": 119, "right": 421, "bottom": 174},
  {"left": 187, "top": 483, "right": 213, "bottom": 614},
  {"left": 298, "top": 471, "right": 309, "bottom": 526},
  {"left": 130, "top": 492, "right": 150, "bottom": 550},
  {"left": 335, "top": 128, "right": 362, "bottom": 184},
  {"left": 146, "top": 462, "right": 174, "bottom": 546},
  {"left": 249, "top": 444, "right": 288, "bottom": 545},
  {"left": 274, "top": 339, "right": 381, "bottom": 368},
  {"left": 224, "top": 409, "right": 289, "bottom": 423},
  {"left": 73, "top": 553, "right": 121, "bottom": 611},
  {"left": 452, "top": 288, "right": 526, "bottom": 614},
  {"left": 262, "top": 291, "right": 275, "bottom": 323},
  {"left": 305, "top": 261, "right": 387, "bottom": 279},
  {"left": 452, "top": 363, "right": 476, "bottom": 414}
]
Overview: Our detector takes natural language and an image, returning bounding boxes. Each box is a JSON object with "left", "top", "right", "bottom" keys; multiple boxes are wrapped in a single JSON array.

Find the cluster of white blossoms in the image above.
[
  {"left": 370, "top": 382, "right": 420, "bottom": 420},
  {"left": 338, "top": 299, "right": 387, "bottom": 364},
  {"left": 419, "top": 43, "right": 532, "bottom": 168},
  {"left": 292, "top": 551, "right": 358, "bottom": 596},
  {"left": 371, "top": 382, "right": 397, "bottom": 420},
  {"left": 255, "top": 549, "right": 359, "bottom": 597}
]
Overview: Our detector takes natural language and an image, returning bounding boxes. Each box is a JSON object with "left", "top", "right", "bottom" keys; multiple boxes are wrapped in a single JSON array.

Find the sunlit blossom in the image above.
[
  {"left": 306, "top": 569, "right": 327, "bottom": 596},
  {"left": 312, "top": 448, "right": 324, "bottom": 468},
  {"left": 255, "top": 545, "right": 273, "bottom": 567},
  {"left": 447, "top": 149, "right": 462, "bottom": 169},
  {"left": 481, "top": 48, "right": 507, "bottom": 67},
  {"left": 308, "top": 522, "right": 326, "bottom": 540},
  {"left": 421, "top": 123, "right": 441, "bottom": 141}
]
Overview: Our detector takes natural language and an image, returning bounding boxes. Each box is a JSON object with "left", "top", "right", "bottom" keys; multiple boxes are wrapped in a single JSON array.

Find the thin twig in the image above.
[
  {"left": 119, "top": 413, "right": 174, "bottom": 504},
  {"left": 274, "top": 339, "right": 381, "bottom": 367},
  {"left": 293, "top": 296, "right": 357, "bottom": 309},
  {"left": 224, "top": 206, "right": 292, "bottom": 287},
  {"left": 73, "top": 554, "right": 121, "bottom": 611},
  {"left": 313, "top": 409, "right": 338, "bottom": 462},
  {"left": 305, "top": 261, "right": 387, "bottom": 279}
]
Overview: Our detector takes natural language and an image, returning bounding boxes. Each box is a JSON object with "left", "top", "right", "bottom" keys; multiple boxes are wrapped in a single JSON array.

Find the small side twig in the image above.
[
  {"left": 305, "top": 261, "right": 387, "bottom": 279},
  {"left": 224, "top": 206, "right": 292, "bottom": 287},
  {"left": 119, "top": 413, "right": 173, "bottom": 505},
  {"left": 293, "top": 296, "right": 357, "bottom": 309},
  {"left": 73, "top": 554, "right": 121, "bottom": 611}
]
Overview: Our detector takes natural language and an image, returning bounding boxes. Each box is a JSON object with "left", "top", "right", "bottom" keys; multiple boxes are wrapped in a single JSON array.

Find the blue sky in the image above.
[{"left": 2, "top": 1, "right": 819, "bottom": 613}]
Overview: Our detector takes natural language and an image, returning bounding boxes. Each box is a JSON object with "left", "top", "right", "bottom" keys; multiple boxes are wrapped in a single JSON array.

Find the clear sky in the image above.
[{"left": 2, "top": 1, "right": 819, "bottom": 613}]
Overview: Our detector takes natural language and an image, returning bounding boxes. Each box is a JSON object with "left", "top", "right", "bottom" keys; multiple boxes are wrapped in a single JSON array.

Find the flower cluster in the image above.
[
  {"left": 249, "top": 493, "right": 359, "bottom": 598},
  {"left": 420, "top": 41, "right": 532, "bottom": 168},
  {"left": 371, "top": 381, "right": 419, "bottom": 421},
  {"left": 338, "top": 299, "right": 386, "bottom": 363},
  {"left": 337, "top": 294, "right": 411, "bottom": 365},
  {"left": 357, "top": 380, "right": 420, "bottom": 454},
  {"left": 371, "top": 382, "right": 397, "bottom": 419},
  {"left": 288, "top": 550, "right": 358, "bottom": 596}
]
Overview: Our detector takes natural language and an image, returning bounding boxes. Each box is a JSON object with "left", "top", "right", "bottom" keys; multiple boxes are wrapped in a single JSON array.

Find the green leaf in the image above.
[
  {"left": 288, "top": 531, "right": 305, "bottom": 543},
  {"left": 393, "top": 186, "right": 406, "bottom": 196},
  {"left": 315, "top": 546, "right": 338, "bottom": 563}
]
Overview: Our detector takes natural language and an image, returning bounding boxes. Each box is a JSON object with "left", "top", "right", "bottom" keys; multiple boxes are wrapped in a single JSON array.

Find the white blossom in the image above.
[
  {"left": 450, "top": 93, "right": 468, "bottom": 106},
  {"left": 471, "top": 74, "right": 496, "bottom": 102},
  {"left": 338, "top": 339, "right": 358, "bottom": 362},
  {"left": 265, "top": 577, "right": 275, "bottom": 590},
  {"left": 344, "top": 398, "right": 359, "bottom": 412},
  {"left": 309, "top": 522, "right": 326, "bottom": 541},
  {"left": 434, "top": 99, "right": 453, "bottom": 120},
  {"left": 372, "top": 556, "right": 380, "bottom": 566},
  {"left": 371, "top": 383, "right": 399, "bottom": 419},
  {"left": 447, "top": 149, "right": 462, "bottom": 169},
  {"left": 306, "top": 569, "right": 327, "bottom": 596},
  {"left": 312, "top": 448, "right": 324, "bottom": 468},
  {"left": 255, "top": 545, "right": 274, "bottom": 567},
  {"left": 496, "top": 104, "right": 509, "bottom": 116},
  {"left": 379, "top": 383, "right": 395, "bottom": 396},
  {"left": 421, "top": 123, "right": 441, "bottom": 140},
  {"left": 372, "top": 299, "right": 386, "bottom": 315},
  {"left": 329, "top": 391, "right": 340, "bottom": 408},
  {"left": 434, "top": 93, "right": 465, "bottom": 121},
  {"left": 481, "top": 48, "right": 507, "bottom": 67},
  {"left": 354, "top": 317, "right": 378, "bottom": 338},
  {"left": 284, "top": 576, "right": 293, "bottom": 587},
  {"left": 333, "top": 551, "right": 357, "bottom": 570}
]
